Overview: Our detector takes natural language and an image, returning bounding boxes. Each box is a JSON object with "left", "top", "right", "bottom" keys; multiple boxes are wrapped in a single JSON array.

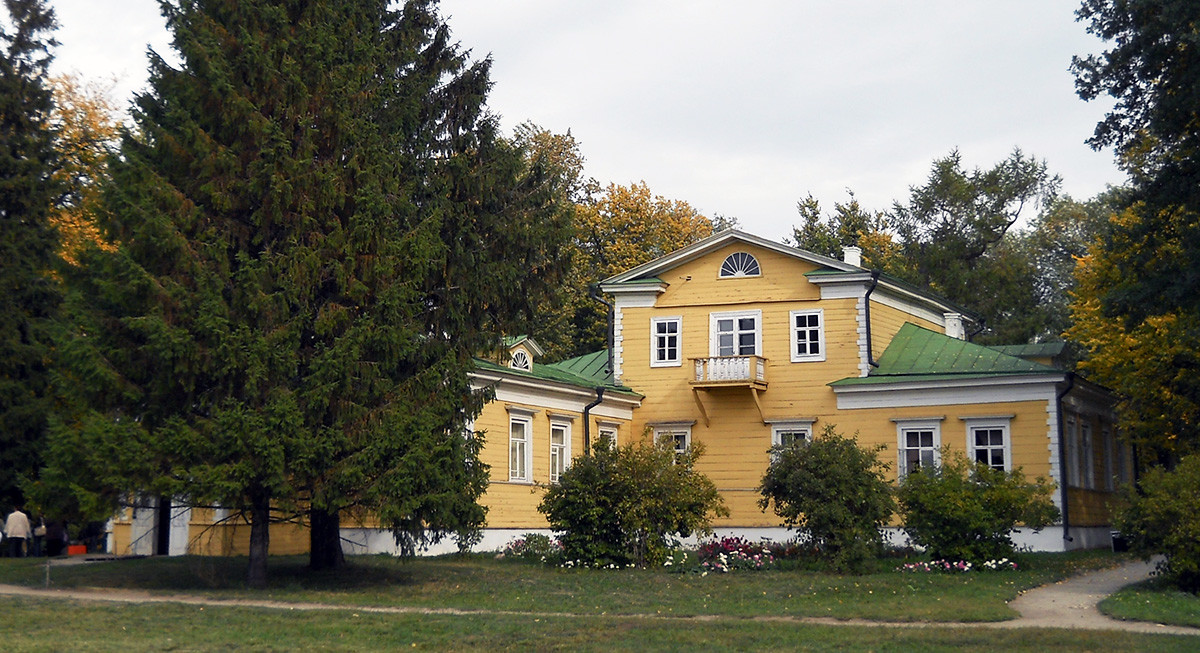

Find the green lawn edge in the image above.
[
  {"left": 1099, "top": 576, "right": 1200, "bottom": 629},
  {"left": 0, "top": 549, "right": 1128, "bottom": 624},
  {"left": 2, "top": 594, "right": 1199, "bottom": 653}
]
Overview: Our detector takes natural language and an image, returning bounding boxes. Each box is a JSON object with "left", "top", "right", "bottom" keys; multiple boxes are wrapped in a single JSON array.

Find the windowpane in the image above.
[
  {"left": 900, "top": 427, "right": 938, "bottom": 476},
  {"left": 970, "top": 426, "right": 1007, "bottom": 471},
  {"left": 652, "top": 318, "right": 681, "bottom": 365},
  {"left": 714, "top": 313, "right": 758, "bottom": 357},
  {"left": 509, "top": 419, "right": 528, "bottom": 481}
]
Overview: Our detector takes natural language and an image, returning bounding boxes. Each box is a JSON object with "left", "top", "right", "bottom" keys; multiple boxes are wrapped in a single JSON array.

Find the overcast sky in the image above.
[{"left": 49, "top": 0, "right": 1121, "bottom": 241}]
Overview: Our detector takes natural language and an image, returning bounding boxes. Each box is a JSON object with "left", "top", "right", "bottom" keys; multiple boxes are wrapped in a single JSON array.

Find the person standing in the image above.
[{"left": 5, "top": 506, "right": 31, "bottom": 557}]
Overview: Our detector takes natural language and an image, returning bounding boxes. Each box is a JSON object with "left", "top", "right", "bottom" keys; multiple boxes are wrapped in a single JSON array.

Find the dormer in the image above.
[{"left": 504, "top": 336, "right": 545, "bottom": 372}]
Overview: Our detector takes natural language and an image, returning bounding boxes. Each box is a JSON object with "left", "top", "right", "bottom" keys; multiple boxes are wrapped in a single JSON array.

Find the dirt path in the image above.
[{"left": 0, "top": 559, "right": 1196, "bottom": 635}]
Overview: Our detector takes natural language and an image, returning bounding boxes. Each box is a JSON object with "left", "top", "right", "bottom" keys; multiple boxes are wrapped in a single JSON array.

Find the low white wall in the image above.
[{"left": 339, "top": 524, "right": 1117, "bottom": 556}]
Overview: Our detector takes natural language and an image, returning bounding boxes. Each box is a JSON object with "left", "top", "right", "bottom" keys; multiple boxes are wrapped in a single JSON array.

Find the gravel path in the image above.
[{"left": 0, "top": 558, "right": 1197, "bottom": 635}]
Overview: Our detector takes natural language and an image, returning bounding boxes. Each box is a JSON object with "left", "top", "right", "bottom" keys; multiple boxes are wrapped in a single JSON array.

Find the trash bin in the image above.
[{"left": 1111, "top": 530, "right": 1129, "bottom": 553}]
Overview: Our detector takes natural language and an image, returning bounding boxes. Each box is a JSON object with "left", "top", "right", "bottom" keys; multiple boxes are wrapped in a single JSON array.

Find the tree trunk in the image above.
[
  {"left": 309, "top": 506, "right": 344, "bottom": 570},
  {"left": 247, "top": 492, "right": 271, "bottom": 589}
]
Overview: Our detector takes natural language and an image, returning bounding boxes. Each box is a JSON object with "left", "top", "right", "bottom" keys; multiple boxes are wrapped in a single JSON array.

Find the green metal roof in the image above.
[
  {"left": 830, "top": 323, "right": 1061, "bottom": 387},
  {"left": 546, "top": 349, "right": 615, "bottom": 386},
  {"left": 474, "top": 349, "right": 638, "bottom": 397},
  {"left": 988, "top": 342, "right": 1066, "bottom": 360}
]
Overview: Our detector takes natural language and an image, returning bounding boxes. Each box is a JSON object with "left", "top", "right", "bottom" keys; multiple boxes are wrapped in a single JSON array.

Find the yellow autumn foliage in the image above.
[
  {"left": 1068, "top": 205, "right": 1200, "bottom": 462},
  {"left": 48, "top": 72, "right": 121, "bottom": 263}
]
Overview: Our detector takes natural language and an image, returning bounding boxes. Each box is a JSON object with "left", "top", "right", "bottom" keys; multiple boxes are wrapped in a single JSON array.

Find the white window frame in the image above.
[
  {"left": 770, "top": 420, "right": 814, "bottom": 449},
  {"left": 653, "top": 423, "right": 692, "bottom": 457},
  {"left": 549, "top": 419, "right": 571, "bottom": 483},
  {"left": 510, "top": 350, "right": 531, "bottom": 371},
  {"left": 1080, "top": 421, "right": 1095, "bottom": 490},
  {"left": 597, "top": 422, "right": 619, "bottom": 449},
  {"left": 769, "top": 420, "right": 814, "bottom": 462},
  {"left": 709, "top": 309, "right": 762, "bottom": 357},
  {"left": 1066, "top": 416, "right": 1081, "bottom": 487},
  {"left": 789, "top": 309, "right": 825, "bottom": 363},
  {"left": 507, "top": 408, "right": 537, "bottom": 483},
  {"left": 1103, "top": 425, "right": 1115, "bottom": 492},
  {"left": 895, "top": 418, "right": 943, "bottom": 478},
  {"left": 963, "top": 416, "right": 1012, "bottom": 472},
  {"left": 718, "top": 251, "right": 761, "bottom": 278},
  {"left": 650, "top": 316, "right": 682, "bottom": 367}
]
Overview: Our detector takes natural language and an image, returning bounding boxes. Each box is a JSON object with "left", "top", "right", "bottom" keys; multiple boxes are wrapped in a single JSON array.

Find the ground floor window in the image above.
[
  {"left": 597, "top": 423, "right": 619, "bottom": 449},
  {"left": 895, "top": 418, "right": 942, "bottom": 477},
  {"left": 549, "top": 421, "right": 571, "bottom": 483},
  {"left": 508, "top": 410, "right": 535, "bottom": 482},
  {"left": 653, "top": 423, "right": 692, "bottom": 459},
  {"left": 962, "top": 416, "right": 1012, "bottom": 472},
  {"left": 768, "top": 419, "right": 815, "bottom": 457}
]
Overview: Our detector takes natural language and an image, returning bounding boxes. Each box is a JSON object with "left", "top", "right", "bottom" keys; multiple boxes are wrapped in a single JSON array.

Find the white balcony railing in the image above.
[{"left": 691, "top": 356, "right": 767, "bottom": 387}]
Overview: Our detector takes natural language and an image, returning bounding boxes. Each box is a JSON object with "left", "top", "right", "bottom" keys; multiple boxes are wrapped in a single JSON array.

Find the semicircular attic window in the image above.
[
  {"left": 719, "top": 252, "right": 761, "bottom": 278},
  {"left": 510, "top": 350, "right": 531, "bottom": 371}
]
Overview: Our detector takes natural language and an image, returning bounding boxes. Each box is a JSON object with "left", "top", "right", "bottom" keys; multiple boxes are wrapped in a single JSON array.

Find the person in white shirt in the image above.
[{"left": 5, "top": 506, "right": 31, "bottom": 557}]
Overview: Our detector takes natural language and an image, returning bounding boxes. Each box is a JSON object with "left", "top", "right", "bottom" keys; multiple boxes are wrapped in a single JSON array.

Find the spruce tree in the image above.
[
  {"left": 51, "top": 0, "right": 569, "bottom": 586},
  {"left": 0, "top": 0, "right": 61, "bottom": 510}
]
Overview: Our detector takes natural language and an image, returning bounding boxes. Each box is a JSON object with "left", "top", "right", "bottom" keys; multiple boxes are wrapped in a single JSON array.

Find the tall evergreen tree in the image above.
[
  {"left": 50, "top": 0, "right": 569, "bottom": 586},
  {"left": 0, "top": 0, "right": 61, "bottom": 510}
]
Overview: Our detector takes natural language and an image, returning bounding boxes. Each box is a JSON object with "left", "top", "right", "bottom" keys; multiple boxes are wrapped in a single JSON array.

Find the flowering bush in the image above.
[
  {"left": 664, "top": 537, "right": 777, "bottom": 574},
  {"left": 896, "top": 558, "right": 1018, "bottom": 573},
  {"left": 499, "top": 533, "right": 563, "bottom": 564}
]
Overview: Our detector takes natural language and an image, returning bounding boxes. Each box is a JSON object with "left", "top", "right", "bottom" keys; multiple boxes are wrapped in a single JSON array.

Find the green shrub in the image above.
[
  {"left": 896, "top": 450, "right": 1059, "bottom": 563},
  {"left": 758, "top": 425, "right": 894, "bottom": 573},
  {"left": 1115, "top": 454, "right": 1200, "bottom": 593},
  {"left": 538, "top": 438, "right": 727, "bottom": 567}
]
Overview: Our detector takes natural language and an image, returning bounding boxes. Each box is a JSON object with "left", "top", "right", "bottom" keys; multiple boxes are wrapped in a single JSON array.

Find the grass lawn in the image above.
[
  {"left": 1100, "top": 575, "right": 1200, "bottom": 628},
  {"left": 0, "top": 549, "right": 1125, "bottom": 623},
  {"left": 1, "top": 595, "right": 1198, "bottom": 652}
]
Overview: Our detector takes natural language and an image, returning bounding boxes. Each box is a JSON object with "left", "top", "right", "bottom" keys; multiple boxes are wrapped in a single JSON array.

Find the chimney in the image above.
[
  {"left": 944, "top": 313, "right": 965, "bottom": 340},
  {"left": 842, "top": 245, "right": 862, "bottom": 268}
]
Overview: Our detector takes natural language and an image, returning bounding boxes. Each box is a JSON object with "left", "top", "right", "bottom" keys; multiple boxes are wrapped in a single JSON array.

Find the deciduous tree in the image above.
[
  {"left": 1068, "top": 205, "right": 1200, "bottom": 464},
  {"left": 1073, "top": 0, "right": 1200, "bottom": 321},
  {"left": 47, "top": 72, "right": 120, "bottom": 263}
]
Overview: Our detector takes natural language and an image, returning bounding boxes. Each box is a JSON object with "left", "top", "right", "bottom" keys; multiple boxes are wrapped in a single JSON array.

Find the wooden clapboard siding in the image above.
[{"left": 870, "top": 302, "right": 941, "bottom": 361}]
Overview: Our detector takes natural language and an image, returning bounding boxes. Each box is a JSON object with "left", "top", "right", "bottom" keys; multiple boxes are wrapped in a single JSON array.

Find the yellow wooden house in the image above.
[{"left": 112, "top": 230, "right": 1124, "bottom": 555}]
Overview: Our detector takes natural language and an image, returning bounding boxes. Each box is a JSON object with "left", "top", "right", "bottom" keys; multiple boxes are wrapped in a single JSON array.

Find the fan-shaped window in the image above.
[
  {"left": 510, "top": 350, "right": 531, "bottom": 371},
  {"left": 719, "top": 252, "right": 760, "bottom": 278}
]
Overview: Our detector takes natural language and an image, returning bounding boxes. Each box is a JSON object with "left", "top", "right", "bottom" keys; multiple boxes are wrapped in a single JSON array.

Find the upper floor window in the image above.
[
  {"left": 510, "top": 350, "right": 531, "bottom": 371},
  {"left": 710, "top": 310, "right": 761, "bottom": 357},
  {"left": 719, "top": 252, "right": 760, "bottom": 278},
  {"left": 651, "top": 316, "right": 682, "bottom": 367},
  {"left": 790, "top": 309, "right": 825, "bottom": 362}
]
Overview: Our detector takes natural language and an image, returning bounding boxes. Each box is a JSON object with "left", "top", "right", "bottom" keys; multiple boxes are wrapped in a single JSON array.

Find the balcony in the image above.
[{"left": 690, "top": 356, "right": 768, "bottom": 391}]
